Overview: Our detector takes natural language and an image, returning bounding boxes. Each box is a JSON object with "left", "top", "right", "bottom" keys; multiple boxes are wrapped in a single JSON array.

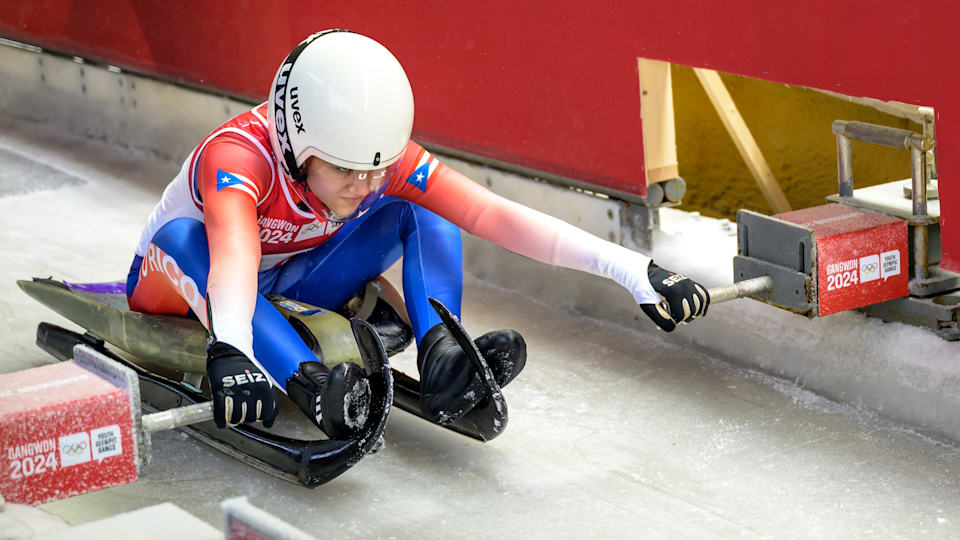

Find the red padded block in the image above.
[
  {"left": 0, "top": 361, "right": 138, "bottom": 505},
  {"left": 776, "top": 204, "right": 909, "bottom": 316}
]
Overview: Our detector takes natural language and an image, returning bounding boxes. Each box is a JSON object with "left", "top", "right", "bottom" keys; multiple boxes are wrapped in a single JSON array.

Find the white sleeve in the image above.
[{"left": 465, "top": 194, "right": 661, "bottom": 306}]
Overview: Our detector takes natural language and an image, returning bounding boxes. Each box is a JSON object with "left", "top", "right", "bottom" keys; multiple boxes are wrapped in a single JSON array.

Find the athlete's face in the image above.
[{"left": 304, "top": 158, "right": 389, "bottom": 217}]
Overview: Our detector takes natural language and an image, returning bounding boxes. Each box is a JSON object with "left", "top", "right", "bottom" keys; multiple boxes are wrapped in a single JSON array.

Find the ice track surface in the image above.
[{"left": 3, "top": 116, "right": 960, "bottom": 539}]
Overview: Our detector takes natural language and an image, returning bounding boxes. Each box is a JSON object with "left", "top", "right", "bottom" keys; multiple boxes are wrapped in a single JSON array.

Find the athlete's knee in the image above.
[
  {"left": 147, "top": 218, "right": 210, "bottom": 278},
  {"left": 133, "top": 218, "right": 210, "bottom": 311}
]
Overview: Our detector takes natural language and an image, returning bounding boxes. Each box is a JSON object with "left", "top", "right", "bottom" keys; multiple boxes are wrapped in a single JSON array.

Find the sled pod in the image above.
[
  {"left": 15, "top": 279, "right": 385, "bottom": 374},
  {"left": 17, "top": 279, "right": 207, "bottom": 373}
]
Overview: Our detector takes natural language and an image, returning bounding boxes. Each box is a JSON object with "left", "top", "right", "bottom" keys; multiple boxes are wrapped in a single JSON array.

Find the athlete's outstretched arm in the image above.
[{"left": 388, "top": 145, "right": 708, "bottom": 330}]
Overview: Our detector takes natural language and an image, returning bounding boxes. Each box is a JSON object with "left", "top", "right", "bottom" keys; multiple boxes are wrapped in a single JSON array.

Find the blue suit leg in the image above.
[
  {"left": 398, "top": 201, "right": 463, "bottom": 339},
  {"left": 272, "top": 196, "right": 463, "bottom": 341}
]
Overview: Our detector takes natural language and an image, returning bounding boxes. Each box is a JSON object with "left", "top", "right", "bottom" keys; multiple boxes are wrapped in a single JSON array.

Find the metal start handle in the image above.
[
  {"left": 142, "top": 402, "right": 214, "bottom": 433},
  {"left": 708, "top": 276, "right": 774, "bottom": 304}
]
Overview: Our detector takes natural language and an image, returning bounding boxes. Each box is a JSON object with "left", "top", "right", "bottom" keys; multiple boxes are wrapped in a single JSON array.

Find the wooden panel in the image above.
[{"left": 638, "top": 58, "right": 678, "bottom": 185}]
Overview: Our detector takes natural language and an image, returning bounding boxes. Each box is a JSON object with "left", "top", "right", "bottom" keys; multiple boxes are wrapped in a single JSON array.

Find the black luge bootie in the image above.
[
  {"left": 286, "top": 360, "right": 371, "bottom": 439},
  {"left": 417, "top": 322, "right": 526, "bottom": 425},
  {"left": 474, "top": 329, "right": 527, "bottom": 388},
  {"left": 367, "top": 296, "right": 414, "bottom": 356}
]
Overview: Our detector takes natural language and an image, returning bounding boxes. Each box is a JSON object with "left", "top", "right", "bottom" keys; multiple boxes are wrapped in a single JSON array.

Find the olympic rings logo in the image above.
[
  {"left": 61, "top": 442, "right": 88, "bottom": 456},
  {"left": 861, "top": 263, "right": 877, "bottom": 273}
]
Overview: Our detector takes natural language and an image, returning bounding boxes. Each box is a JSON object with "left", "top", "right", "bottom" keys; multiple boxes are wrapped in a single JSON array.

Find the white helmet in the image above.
[{"left": 268, "top": 30, "right": 415, "bottom": 181}]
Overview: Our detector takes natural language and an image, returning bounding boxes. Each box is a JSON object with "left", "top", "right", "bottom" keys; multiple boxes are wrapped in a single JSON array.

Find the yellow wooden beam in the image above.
[
  {"left": 693, "top": 67, "right": 792, "bottom": 214},
  {"left": 638, "top": 58, "right": 679, "bottom": 185}
]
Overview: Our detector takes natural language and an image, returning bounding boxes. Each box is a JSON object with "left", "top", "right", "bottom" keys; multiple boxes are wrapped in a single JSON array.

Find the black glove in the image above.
[
  {"left": 640, "top": 261, "right": 710, "bottom": 332},
  {"left": 206, "top": 341, "right": 279, "bottom": 429}
]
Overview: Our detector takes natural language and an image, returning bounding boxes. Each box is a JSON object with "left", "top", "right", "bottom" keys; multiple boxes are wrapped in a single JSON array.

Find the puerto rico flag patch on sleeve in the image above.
[
  {"left": 405, "top": 152, "right": 439, "bottom": 192},
  {"left": 216, "top": 169, "right": 260, "bottom": 202}
]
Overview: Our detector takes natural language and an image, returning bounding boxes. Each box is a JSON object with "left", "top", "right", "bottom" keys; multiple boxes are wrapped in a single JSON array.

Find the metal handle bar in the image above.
[
  {"left": 707, "top": 276, "right": 774, "bottom": 304},
  {"left": 142, "top": 402, "right": 214, "bottom": 432}
]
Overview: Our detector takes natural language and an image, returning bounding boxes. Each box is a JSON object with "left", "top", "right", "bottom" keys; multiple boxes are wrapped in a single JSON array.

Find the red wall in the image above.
[{"left": 2, "top": 1, "right": 958, "bottom": 271}]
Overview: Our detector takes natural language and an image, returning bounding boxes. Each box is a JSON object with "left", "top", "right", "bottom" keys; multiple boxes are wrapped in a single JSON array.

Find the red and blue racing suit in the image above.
[{"left": 127, "top": 103, "right": 658, "bottom": 390}]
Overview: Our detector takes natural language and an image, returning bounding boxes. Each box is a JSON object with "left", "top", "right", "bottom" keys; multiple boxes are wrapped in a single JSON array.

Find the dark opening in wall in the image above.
[{"left": 669, "top": 65, "right": 925, "bottom": 219}]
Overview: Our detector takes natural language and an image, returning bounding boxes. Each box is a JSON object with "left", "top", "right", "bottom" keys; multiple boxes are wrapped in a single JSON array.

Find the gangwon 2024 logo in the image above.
[
  {"left": 8, "top": 426, "right": 124, "bottom": 481},
  {"left": 826, "top": 250, "right": 900, "bottom": 292}
]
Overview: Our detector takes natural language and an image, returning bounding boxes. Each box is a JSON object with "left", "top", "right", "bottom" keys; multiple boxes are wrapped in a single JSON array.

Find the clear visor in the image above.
[{"left": 291, "top": 158, "right": 399, "bottom": 225}]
